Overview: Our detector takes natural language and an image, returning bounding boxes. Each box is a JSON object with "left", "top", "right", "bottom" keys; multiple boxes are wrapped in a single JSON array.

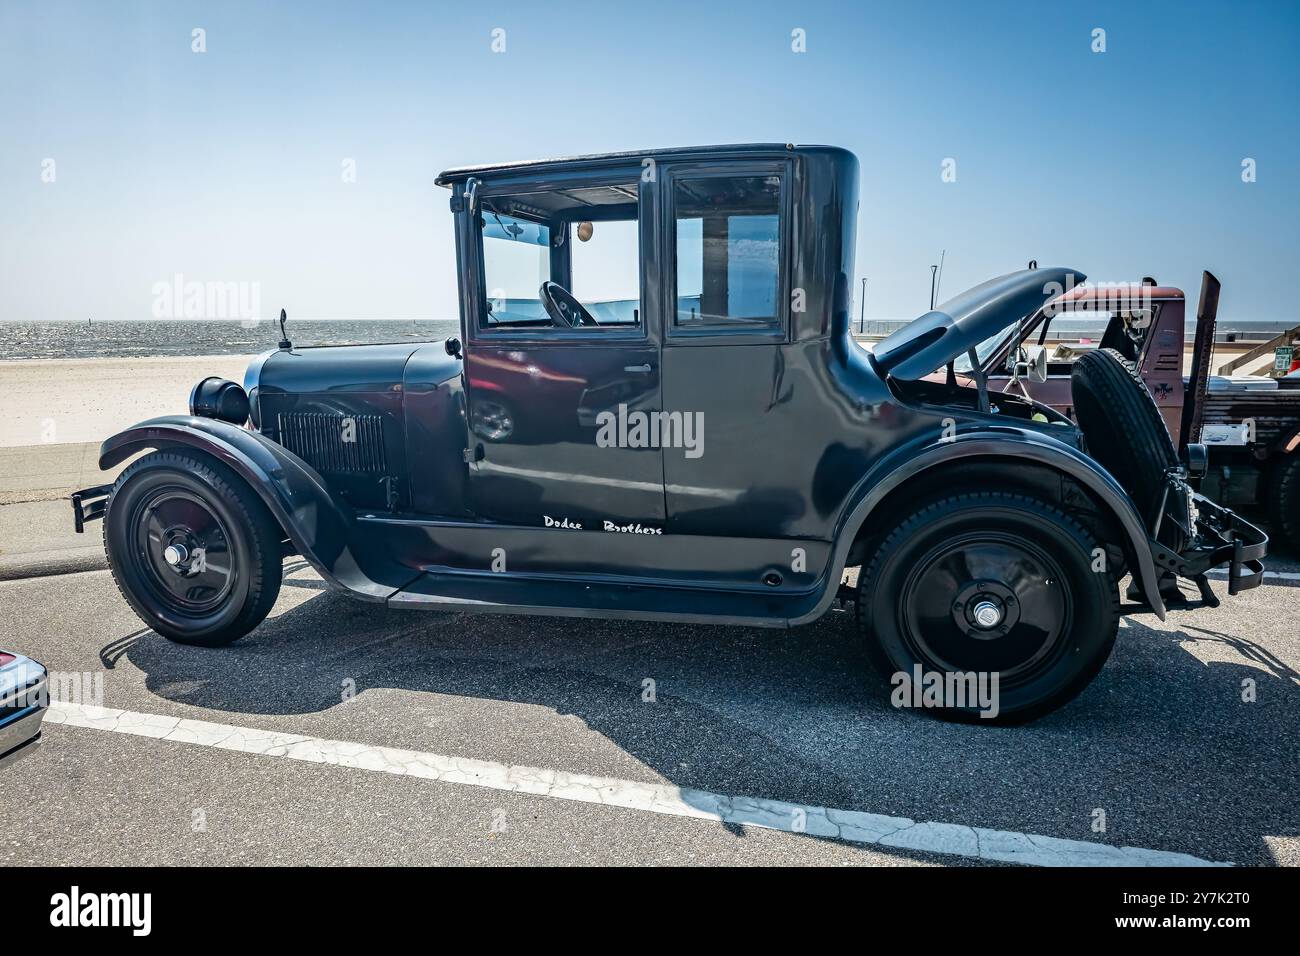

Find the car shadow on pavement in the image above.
[{"left": 106, "top": 571, "right": 1300, "bottom": 865}]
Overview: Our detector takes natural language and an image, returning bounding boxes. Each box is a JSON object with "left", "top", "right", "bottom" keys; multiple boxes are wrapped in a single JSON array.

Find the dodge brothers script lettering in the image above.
[{"left": 544, "top": 516, "right": 663, "bottom": 534}]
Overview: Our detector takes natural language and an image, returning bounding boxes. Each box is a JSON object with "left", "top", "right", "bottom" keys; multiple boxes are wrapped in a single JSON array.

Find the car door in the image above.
[
  {"left": 458, "top": 172, "right": 666, "bottom": 529},
  {"left": 657, "top": 162, "right": 796, "bottom": 537}
]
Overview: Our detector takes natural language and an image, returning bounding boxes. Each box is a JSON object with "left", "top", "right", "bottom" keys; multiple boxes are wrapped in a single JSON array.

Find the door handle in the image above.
[{"left": 624, "top": 364, "right": 653, "bottom": 374}]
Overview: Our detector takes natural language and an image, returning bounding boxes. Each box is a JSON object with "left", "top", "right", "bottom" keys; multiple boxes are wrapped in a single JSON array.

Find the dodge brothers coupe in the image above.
[{"left": 73, "top": 144, "right": 1266, "bottom": 722}]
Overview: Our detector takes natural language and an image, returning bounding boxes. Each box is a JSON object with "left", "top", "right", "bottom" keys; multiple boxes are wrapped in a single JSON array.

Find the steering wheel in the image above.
[{"left": 539, "top": 281, "right": 599, "bottom": 328}]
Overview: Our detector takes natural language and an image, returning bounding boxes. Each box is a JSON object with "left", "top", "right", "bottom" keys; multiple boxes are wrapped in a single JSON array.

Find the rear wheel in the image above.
[
  {"left": 105, "top": 450, "right": 283, "bottom": 646},
  {"left": 857, "top": 492, "right": 1119, "bottom": 724}
]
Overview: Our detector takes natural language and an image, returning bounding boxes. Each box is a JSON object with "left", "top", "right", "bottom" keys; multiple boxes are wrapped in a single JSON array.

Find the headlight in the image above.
[{"left": 189, "top": 377, "right": 250, "bottom": 425}]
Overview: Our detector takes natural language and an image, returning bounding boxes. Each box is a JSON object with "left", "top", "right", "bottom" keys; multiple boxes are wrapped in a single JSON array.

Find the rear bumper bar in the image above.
[
  {"left": 71, "top": 483, "right": 113, "bottom": 533},
  {"left": 1149, "top": 492, "right": 1268, "bottom": 600},
  {"left": 1193, "top": 493, "right": 1268, "bottom": 595}
]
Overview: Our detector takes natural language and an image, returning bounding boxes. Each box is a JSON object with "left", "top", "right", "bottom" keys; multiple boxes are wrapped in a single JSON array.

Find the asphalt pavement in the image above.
[{"left": 1, "top": 556, "right": 1297, "bottom": 866}]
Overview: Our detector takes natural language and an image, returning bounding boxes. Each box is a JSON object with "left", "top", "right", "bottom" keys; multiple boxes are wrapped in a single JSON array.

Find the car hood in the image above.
[
  {"left": 253, "top": 342, "right": 423, "bottom": 396},
  {"left": 870, "top": 267, "right": 1085, "bottom": 380}
]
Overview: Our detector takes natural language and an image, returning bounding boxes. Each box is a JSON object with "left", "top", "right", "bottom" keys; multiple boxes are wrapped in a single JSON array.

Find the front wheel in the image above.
[
  {"left": 104, "top": 450, "right": 283, "bottom": 646},
  {"left": 857, "top": 491, "right": 1119, "bottom": 724}
]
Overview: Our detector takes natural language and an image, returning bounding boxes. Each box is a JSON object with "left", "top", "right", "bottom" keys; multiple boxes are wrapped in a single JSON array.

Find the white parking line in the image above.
[{"left": 45, "top": 701, "right": 1228, "bottom": 867}]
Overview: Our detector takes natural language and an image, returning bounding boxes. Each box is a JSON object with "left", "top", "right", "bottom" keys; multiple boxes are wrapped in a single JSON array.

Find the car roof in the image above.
[{"left": 435, "top": 143, "right": 844, "bottom": 186}]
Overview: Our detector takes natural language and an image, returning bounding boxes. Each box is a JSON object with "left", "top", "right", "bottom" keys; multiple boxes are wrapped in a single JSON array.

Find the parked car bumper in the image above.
[{"left": 0, "top": 653, "right": 49, "bottom": 769}]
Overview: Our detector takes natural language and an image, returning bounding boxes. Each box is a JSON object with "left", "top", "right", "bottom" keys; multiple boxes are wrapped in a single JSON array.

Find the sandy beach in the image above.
[
  {"left": 0, "top": 355, "right": 250, "bottom": 502},
  {"left": 0, "top": 354, "right": 251, "bottom": 449}
]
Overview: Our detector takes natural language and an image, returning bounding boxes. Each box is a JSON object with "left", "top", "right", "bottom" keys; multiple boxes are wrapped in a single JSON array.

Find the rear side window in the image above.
[{"left": 673, "top": 174, "right": 781, "bottom": 328}]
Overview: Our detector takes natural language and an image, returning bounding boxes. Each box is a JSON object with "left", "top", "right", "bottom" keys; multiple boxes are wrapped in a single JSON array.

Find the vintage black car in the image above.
[{"left": 73, "top": 144, "right": 1266, "bottom": 722}]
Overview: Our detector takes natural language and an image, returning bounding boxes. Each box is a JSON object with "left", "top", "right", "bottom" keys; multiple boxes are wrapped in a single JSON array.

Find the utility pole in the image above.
[{"left": 859, "top": 277, "right": 868, "bottom": 334}]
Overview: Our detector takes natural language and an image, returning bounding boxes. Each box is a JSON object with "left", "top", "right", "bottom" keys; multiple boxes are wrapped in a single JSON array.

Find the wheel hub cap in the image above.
[
  {"left": 949, "top": 579, "right": 1021, "bottom": 640},
  {"left": 163, "top": 543, "right": 189, "bottom": 567},
  {"left": 971, "top": 598, "right": 1003, "bottom": 629}
]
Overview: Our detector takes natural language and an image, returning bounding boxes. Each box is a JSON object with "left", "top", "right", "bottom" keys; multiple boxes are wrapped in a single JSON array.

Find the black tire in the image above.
[
  {"left": 1071, "top": 347, "right": 1185, "bottom": 548},
  {"left": 1266, "top": 453, "right": 1300, "bottom": 551},
  {"left": 105, "top": 450, "right": 283, "bottom": 646},
  {"left": 857, "top": 492, "right": 1120, "bottom": 724}
]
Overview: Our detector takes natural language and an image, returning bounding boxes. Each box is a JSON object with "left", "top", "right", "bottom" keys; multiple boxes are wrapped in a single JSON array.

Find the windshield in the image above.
[
  {"left": 951, "top": 306, "right": 1133, "bottom": 374},
  {"left": 952, "top": 323, "right": 1022, "bottom": 374}
]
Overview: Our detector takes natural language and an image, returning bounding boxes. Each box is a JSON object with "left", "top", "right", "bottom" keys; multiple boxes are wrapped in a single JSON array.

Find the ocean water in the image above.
[{"left": 0, "top": 319, "right": 461, "bottom": 361}]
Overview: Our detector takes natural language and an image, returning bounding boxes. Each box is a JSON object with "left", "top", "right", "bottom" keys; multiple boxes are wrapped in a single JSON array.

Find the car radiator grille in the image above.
[{"left": 275, "top": 412, "right": 388, "bottom": 474}]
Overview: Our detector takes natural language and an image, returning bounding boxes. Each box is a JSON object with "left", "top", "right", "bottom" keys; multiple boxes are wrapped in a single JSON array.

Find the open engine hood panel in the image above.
[{"left": 871, "top": 267, "right": 1085, "bottom": 380}]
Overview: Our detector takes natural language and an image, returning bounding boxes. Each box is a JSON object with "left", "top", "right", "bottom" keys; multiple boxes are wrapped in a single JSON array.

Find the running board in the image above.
[{"left": 388, "top": 572, "right": 820, "bottom": 628}]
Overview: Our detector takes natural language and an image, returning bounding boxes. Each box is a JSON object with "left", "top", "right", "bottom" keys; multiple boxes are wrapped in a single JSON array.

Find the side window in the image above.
[
  {"left": 570, "top": 218, "right": 640, "bottom": 326},
  {"left": 673, "top": 174, "right": 782, "bottom": 328},
  {"left": 477, "top": 183, "right": 642, "bottom": 333}
]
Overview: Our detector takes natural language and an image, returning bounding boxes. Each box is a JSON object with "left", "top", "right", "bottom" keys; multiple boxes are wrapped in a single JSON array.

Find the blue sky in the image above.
[{"left": 1, "top": 0, "right": 1297, "bottom": 324}]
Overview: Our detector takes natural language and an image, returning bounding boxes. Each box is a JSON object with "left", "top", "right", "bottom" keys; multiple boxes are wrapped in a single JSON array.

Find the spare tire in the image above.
[{"left": 1071, "top": 347, "right": 1185, "bottom": 548}]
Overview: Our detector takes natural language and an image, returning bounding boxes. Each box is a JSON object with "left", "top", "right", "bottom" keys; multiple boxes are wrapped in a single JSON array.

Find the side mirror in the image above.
[
  {"left": 576, "top": 221, "right": 594, "bottom": 242},
  {"left": 1026, "top": 345, "right": 1049, "bottom": 383}
]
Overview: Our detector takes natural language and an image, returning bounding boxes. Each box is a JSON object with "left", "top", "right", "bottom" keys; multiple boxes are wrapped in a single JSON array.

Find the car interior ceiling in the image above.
[{"left": 484, "top": 184, "right": 638, "bottom": 224}]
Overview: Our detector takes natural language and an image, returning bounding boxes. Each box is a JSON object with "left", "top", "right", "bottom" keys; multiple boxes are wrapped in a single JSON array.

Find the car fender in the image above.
[
  {"left": 99, "top": 416, "right": 416, "bottom": 601},
  {"left": 797, "top": 427, "right": 1167, "bottom": 625}
]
